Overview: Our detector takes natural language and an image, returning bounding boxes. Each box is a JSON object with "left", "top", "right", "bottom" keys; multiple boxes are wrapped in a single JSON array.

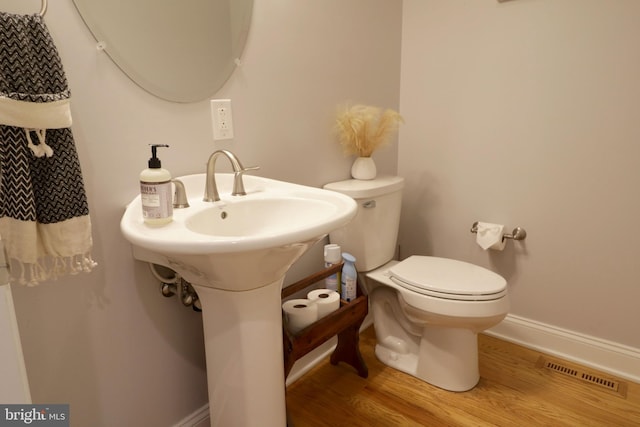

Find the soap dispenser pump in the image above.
[{"left": 140, "top": 144, "right": 173, "bottom": 225}]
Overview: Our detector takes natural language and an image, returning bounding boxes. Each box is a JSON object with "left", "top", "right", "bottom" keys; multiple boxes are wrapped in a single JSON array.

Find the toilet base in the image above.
[{"left": 375, "top": 326, "right": 480, "bottom": 392}]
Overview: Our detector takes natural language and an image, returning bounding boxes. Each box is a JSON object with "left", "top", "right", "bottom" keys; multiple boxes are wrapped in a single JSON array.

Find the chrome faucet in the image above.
[{"left": 204, "top": 149, "right": 259, "bottom": 202}]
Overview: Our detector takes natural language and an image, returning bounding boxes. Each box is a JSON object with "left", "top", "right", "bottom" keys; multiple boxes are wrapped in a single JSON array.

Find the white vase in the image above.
[{"left": 351, "top": 157, "right": 377, "bottom": 180}]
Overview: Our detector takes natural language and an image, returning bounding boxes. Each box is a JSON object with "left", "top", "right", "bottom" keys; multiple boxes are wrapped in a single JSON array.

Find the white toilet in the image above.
[{"left": 324, "top": 175, "right": 509, "bottom": 392}]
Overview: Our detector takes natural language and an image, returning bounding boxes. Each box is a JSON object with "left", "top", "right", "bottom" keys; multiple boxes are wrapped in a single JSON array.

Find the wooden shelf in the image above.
[{"left": 281, "top": 262, "right": 369, "bottom": 379}]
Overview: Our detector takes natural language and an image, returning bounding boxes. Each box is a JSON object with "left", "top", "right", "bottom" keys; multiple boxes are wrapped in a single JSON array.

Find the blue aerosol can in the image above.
[{"left": 341, "top": 253, "right": 357, "bottom": 302}]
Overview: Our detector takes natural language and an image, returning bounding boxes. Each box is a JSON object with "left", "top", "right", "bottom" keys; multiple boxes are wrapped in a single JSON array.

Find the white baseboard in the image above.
[
  {"left": 173, "top": 404, "right": 210, "bottom": 427},
  {"left": 486, "top": 314, "right": 640, "bottom": 383}
]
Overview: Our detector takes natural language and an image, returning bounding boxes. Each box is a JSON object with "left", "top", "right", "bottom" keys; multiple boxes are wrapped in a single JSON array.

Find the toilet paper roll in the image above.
[
  {"left": 307, "top": 289, "right": 340, "bottom": 319},
  {"left": 282, "top": 299, "right": 318, "bottom": 333},
  {"left": 476, "top": 222, "right": 506, "bottom": 251}
]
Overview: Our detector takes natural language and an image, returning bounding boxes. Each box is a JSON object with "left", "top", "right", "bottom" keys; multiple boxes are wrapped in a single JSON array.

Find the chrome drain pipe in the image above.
[{"left": 149, "top": 263, "right": 201, "bottom": 312}]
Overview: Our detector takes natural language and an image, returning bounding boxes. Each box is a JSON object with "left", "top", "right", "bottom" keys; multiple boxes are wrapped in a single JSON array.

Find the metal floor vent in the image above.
[{"left": 536, "top": 356, "right": 627, "bottom": 398}]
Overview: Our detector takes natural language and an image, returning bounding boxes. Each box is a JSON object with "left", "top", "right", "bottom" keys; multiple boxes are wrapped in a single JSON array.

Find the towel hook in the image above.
[{"left": 40, "top": 0, "right": 47, "bottom": 17}]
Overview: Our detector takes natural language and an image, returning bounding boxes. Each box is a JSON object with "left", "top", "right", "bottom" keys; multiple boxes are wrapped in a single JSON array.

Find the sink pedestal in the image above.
[
  {"left": 193, "top": 280, "right": 287, "bottom": 427},
  {"left": 120, "top": 173, "right": 358, "bottom": 426}
]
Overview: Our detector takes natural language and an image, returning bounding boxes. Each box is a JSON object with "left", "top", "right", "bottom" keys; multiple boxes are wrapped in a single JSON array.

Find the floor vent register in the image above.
[{"left": 536, "top": 356, "right": 627, "bottom": 398}]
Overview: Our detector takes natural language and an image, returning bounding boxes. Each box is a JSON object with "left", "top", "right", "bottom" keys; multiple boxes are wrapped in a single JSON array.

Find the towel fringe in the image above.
[
  {"left": 24, "top": 128, "right": 53, "bottom": 157},
  {"left": 8, "top": 254, "right": 97, "bottom": 286}
]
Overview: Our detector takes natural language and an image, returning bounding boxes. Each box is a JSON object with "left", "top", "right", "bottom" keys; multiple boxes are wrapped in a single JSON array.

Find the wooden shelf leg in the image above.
[
  {"left": 283, "top": 336, "right": 295, "bottom": 379},
  {"left": 330, "top": 321, "right": 369, "bottom": 378}
]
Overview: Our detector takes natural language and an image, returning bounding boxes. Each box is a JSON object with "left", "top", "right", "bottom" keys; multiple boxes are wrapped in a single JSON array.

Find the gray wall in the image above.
[
  {"left": 399, "top": 0, "right": 640, "bottom": 348},
  {"left": 3, "top": 1, "right": 402, "bottom": 425}
]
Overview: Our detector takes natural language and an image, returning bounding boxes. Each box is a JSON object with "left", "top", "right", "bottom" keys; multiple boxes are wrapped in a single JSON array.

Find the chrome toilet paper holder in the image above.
[{"left": 470, "top": 221, "right": 527, "bottom": 242}]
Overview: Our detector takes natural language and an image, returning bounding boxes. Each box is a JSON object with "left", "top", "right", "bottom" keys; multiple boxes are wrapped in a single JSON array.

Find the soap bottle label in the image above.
[{"left": 141, "top": 181, "right": 172, "bottom": 219}]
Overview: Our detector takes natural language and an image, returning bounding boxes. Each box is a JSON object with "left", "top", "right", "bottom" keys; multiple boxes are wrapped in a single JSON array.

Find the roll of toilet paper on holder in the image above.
[
  {"left": 307, "top": 289, "right": 340, "bottom": 319},
  {"left": 282, "top": 299, "right": 318, "bottom": 333},
  {"left": 476, "top": 222, "right": 506, "bottom": 251}
]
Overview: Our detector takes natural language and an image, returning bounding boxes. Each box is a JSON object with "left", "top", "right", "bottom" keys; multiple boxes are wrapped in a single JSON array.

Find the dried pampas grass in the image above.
[{"left": 335, "top": 104, "right": 403, "bottom": 157}]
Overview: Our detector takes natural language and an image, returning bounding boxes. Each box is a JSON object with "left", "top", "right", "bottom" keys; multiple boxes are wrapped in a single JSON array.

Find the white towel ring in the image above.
[{"left": 40, "top": 0, "right": 47, "bottom": 17}]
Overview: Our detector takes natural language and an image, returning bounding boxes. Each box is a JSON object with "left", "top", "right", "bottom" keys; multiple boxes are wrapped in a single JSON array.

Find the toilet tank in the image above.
[{"left": 323, "top": 175, "right": 404, "bottom": 272}]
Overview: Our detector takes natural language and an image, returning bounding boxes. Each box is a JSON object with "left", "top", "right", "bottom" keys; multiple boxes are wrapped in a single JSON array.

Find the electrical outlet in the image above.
[{"left": 211, "top": 99, "right": 234, "bottom": 140}]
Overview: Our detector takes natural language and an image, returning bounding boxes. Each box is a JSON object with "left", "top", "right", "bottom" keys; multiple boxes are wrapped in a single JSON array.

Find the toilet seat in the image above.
[{"left": 389, "top": 256, "right": 507, "bottom": 301}]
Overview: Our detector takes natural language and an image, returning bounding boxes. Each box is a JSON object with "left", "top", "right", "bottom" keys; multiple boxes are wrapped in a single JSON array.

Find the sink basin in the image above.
[
  {"left": 121, "top": 173, "right": 357, "bottom": 290},
  {"left": 121, "top": 172, "right": 357, "bottom": 427},
  {"left": 186, "top": 197, "right": 337, "bottom": 238},
  {"left": 121, "top": 173, "right": 356, "bottom": 255}
]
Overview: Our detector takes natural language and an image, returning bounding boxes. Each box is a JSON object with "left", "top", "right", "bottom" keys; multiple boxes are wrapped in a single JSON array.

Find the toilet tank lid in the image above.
[{"left": 323, "top": 175, "right": 404, "bottom": 198}]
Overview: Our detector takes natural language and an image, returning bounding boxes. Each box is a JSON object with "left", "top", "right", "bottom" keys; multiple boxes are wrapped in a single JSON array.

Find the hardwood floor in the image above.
[{"left": 285, "top": 326, "right": 640, "bottom": 426}]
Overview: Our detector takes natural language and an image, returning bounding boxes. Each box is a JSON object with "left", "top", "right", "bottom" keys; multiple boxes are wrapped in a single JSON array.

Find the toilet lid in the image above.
[{"left": 389, "top": 256, "right": 507, "bottom": 301}]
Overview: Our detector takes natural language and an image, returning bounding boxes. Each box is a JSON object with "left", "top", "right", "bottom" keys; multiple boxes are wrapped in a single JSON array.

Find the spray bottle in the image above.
[
  {"left": 323, "top": 244, "right": 341, "bottom": 293},
  {"left": 341, "top": 253, "right": 357, "bottom": 302}
]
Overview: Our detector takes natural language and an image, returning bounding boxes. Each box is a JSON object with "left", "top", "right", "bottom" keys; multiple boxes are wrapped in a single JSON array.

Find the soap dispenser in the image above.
[{"left": 140, "top": 144, "right": 173, "bottom": 225}]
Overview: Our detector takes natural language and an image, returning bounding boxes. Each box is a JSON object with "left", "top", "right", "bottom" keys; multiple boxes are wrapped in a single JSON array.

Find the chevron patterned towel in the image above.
[{"left": 0, "top": 12, "right": 96, "bottom": 286}]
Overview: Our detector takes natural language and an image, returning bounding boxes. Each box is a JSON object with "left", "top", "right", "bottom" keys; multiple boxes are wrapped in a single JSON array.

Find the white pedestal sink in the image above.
[{"left": 121, "top": 173, "right": 356, "bottom": 426}]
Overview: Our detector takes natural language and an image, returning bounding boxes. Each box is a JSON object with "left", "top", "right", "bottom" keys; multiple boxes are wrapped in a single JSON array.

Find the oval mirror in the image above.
[{"left": 72, "top": 0, "right": 253, "bottom": 103}]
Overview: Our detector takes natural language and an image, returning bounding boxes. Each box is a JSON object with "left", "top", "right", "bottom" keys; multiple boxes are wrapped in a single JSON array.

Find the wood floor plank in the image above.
[{"left": 286, "top": 326, "right": 640, "bottom": 426}]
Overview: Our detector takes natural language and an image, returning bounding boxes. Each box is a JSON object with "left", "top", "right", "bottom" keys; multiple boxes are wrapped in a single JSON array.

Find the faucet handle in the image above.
[
  {"left": 172, "top": 179, "right": 190, "bottom": 208},
  {"left": 232, "top": 166, "right": 260, "bottom": 196}
]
